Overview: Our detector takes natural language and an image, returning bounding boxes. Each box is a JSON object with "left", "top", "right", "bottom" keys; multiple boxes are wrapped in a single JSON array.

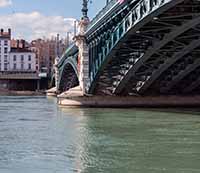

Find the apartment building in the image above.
[
  {"left": 10, "top": 47, "right": 36, "bottom": 72},
  {"left": 30, "top": 37, "right": 67, "bottom": 75},
  {"left": 0, "top": 29, "right": 11, "bottom": 71},
  {"left": 0, "top": 29, "right": 36, "bottom": 72}
]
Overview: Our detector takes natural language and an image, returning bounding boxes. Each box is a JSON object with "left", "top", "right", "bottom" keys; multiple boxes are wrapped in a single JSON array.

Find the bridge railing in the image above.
[{"left": 87, "top": 0, "right": 119, "bottom": 32}]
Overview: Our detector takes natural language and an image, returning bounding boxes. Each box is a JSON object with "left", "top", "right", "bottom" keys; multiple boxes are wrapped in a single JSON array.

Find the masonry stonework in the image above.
[{"left": 75, "top": 18, "right": 90, "bottom": 95}]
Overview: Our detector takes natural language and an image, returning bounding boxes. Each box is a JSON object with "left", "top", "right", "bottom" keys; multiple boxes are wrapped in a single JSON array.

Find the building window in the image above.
[
  {"left": 13, "top": 55, "right": 17, "bottom": 61},
  {"left": 21, "top": 55, "right": 24, "bottom": 61},
  {"left": 4, "top": 55, "right": 7, "bottom": 62},
  {"left": 28, "top": 64, "right": 31, "bottom": 70},
  {"left": 28, "top": 55, "right": 31, "bottom": 61},
  {"left": 21, "top": 63, "right": 24, "bottom": 70},
  {"left": 4, "top": 47, "right": 8, "bottom": 53},
  {"left": 4, "top": 40, "right": 8, "bottom": 46},
  {"left": 4, "top": 63, "right": 8, "bottom": 71},
  {"left": 13, "top": 63, "right": 17, "bottom": 70}
]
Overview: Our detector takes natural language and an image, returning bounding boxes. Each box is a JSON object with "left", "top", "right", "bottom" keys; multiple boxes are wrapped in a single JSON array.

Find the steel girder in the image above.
[
  {"left": 154, "top": 46, "right": 200, "bottom": 94},
  {"left": 160, "top": 49, "right": 200, "bottom": 93},
  {"left": 87, "top": 0, "right": 184, "bottom": 94},
  {"left": 183, "top": 77, "right": 200, "bottom": 93},
  {"left": 120, "top": 16, "right": 200, "bottom": 94},
  {"left": 49, "top": 73, "right": 55, "bottom": 88},
  {"left": 141, "top": 38, "right": 200, "bottom": 93},
  {"left": 110, "top": 0, "right": 200, "bottom": 95}
]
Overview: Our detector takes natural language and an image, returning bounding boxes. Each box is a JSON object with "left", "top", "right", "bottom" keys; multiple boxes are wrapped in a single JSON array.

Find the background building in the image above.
[
  {"left": 0, "top": 29, "right": 11, "bottom": 71},
  {"left": 0, "top": 28, "right": 69, "bottom": 91},
  {"left": 30, "top": 36, "right": 68, "bottom": 76},
  {"left": 10, "top": 47, "right": 36, "bottom": 72},
  {"left": 0, "top": 29, "right": 39, "bottom": 91},
  {"left": 0, "top": 30, "right": 36, "bottom": 72}
]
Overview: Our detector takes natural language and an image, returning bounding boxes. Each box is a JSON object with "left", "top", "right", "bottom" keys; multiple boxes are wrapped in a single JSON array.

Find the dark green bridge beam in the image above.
[{"left": 113, "top": 14, "right": 200, "bottom": 95}]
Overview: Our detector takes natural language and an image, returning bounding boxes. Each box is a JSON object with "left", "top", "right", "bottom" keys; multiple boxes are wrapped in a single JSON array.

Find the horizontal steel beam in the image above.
[
  {"left": 89, "top": 0, "right": 184, "bottom": 94},
  {"left": 137, "top": 37, "right": 200, "bottom": 94},
  {"left": 162, "top": 57, "right": 200, "bottom": 93},
  {"left": 113, "top": 14, "right": 200, "bottom": 94},
  {"left": 183, "top": 77, "right": 200, "bottom": 93}
]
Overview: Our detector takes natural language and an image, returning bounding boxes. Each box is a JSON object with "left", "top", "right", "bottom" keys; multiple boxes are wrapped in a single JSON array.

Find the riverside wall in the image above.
[{"left": 57, "top": 95, "right": 200, "bottom": 108}]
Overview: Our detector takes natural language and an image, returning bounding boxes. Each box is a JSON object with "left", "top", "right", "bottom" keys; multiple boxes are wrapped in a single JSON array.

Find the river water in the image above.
[{"left": 0, "top": 96, "right": 200, "bottom": 173}]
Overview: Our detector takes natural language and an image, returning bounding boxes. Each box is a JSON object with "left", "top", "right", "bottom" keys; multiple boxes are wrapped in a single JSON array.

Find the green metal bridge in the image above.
[{"left": 55, "top": 0, "right": 200, "bottom": 96}]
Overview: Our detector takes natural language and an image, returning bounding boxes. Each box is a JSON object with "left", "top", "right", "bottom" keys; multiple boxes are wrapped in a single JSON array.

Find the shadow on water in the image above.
[
  {"left": 0, "top": 96, "right": 46, "bottom": 103},
  {"left": 138, "top": 108, "right": 200, "bottom": 116},
  {"left": 59, "top": 106, "right": 200, "bottom": 117}
]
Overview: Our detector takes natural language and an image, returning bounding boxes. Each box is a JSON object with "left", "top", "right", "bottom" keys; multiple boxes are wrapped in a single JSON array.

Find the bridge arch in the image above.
[
  {"left": 57, "top": 0, "right": 200, "bottom": 96},
  {"left": 58, "top": 55, "right": 79, "bottom": 93},
  {"left": 87, "top": 0, "right": 185, "bottom": 95},
  {"left": 114, "top": 14, "right": 200, "bottom": 95},
  {"left": 49, "top": 73, "right": 55, "bottom": 88}
]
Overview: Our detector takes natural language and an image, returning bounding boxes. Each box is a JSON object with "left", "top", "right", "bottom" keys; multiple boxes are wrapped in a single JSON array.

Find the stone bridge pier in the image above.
[{"left": 75, "top": 18, "right": 90, "bottom": 95}]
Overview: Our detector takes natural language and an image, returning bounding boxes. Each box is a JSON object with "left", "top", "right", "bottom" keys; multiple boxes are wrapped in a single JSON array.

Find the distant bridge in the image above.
[{"left": 53, "top": 0, "right": 200, "bottom": 96}]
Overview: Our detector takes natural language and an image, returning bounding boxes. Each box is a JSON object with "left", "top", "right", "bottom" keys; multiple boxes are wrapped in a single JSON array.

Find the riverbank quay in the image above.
[
  {"left": 56, "top": 87, "right": 200, "bottom": 108},
  {"left": 46, "top": 87, "right": 57, "bottom": 96},
  {"left": 0, "top": 90, "right": 45, "bottom": 96}
]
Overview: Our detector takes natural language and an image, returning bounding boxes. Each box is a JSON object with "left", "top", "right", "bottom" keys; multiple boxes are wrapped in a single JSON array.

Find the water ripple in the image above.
[{"left": 0, "top": 96, "right": 200, "bottom": 173}]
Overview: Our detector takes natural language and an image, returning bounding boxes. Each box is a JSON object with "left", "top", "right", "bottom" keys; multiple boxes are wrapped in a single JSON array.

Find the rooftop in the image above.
[
  {"left": 0, "top": 29, "right": 11, "bottom": 39},
  {"left": 10, "top": 47, "right": 33, "bottom": 53}
]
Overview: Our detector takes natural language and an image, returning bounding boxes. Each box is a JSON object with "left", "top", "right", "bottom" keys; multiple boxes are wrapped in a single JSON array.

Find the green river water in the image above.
[{"left": 0, "top": 96, "right": 200, "bottom": 173}]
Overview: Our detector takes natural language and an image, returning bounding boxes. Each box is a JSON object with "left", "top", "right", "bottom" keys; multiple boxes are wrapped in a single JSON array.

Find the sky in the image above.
[{"left": 0, "top": 0, "right": 106, "bottom": 41}]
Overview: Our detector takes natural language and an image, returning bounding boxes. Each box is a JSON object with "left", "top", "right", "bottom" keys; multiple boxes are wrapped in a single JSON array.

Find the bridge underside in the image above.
[{"left": 93, "top": 0, "right": 200, "bottom": 96}]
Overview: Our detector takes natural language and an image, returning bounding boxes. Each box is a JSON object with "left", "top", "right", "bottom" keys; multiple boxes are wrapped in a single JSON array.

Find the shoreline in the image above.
[
  {"left": 0, "top": 90, "right": 46, "bottom": 96},
  {"left": 58, "top": 95, "right": 200, "bottom": 108},
  {"left": 55, "top": 86, "right": 200, "bottom": 108},
  {"left": 2, "top": 88, "right": 200, "bottom": 108}
]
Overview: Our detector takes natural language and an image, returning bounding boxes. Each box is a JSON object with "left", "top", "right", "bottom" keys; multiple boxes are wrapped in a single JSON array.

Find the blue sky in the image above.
[
  {"left": 0, "top": 0, "right": 105, "bottom": 18},
  {"left": 0, "top": 0, "right": 106, "bottom": 40}
]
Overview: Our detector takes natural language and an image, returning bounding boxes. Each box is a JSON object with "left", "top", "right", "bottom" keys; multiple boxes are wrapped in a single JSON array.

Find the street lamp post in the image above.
[
  {"left": 82, "top": 0, "right": 89, "bottom": 20},
  {"left": 73, "top": 0, "right": 91, "bottom": 94}
]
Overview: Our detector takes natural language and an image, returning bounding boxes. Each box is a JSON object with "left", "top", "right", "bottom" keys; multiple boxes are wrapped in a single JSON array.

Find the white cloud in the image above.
[
  {"left": 0, "top": 0, "right": 12, "bottom": 7},
  {"left": 0, "top": 11, "right": 75, "bottom": 41}
]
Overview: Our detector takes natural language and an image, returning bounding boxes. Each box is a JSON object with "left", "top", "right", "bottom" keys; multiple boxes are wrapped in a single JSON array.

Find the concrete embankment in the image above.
[
  {"left": 46, "top": 87, "right": 57, "bottom": 96},
  {"left": 57, "top": 95, "right": 200, "bottom": 108},
  {"left": 56, "top": 87, "right": 200, "bottom": 108},
  {"left": 0, "top": 90, "right": 46, "bottom": 96}
]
